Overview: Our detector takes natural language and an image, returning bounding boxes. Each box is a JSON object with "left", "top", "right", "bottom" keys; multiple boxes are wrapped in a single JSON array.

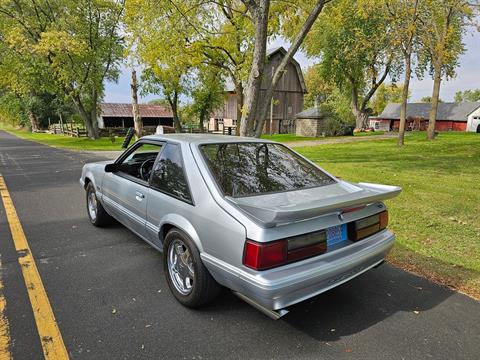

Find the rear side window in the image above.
[
  {"left": 200, "top": 143, "right": 335, "bottom": 197},
  {"left": 150, "top": 143, "right": 192, "bottom": 202}
]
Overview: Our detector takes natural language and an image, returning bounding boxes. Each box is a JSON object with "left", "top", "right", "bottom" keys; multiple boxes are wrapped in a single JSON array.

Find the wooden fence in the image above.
[{"left": 49, "top": 123, "right": 87, "bottom": 137}]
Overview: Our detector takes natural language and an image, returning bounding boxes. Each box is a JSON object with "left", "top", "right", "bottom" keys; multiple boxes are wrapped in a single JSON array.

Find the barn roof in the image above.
[
  {"left": 100, "top": 103, "right": 173, "bottom": 118},
  {"left": 379, "top": 102, "right": 480, "bottom": 122},
  {"left": 267, "top": 47, "right": 307, "bottom": 93},
  {"left": 224, "top": 47, "right": 306, "bottom": 93}
]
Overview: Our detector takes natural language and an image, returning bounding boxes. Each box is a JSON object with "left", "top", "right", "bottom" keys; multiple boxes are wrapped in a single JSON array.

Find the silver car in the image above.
[{"left": 80, "top": 134, "right": 401, "bottom": 319}]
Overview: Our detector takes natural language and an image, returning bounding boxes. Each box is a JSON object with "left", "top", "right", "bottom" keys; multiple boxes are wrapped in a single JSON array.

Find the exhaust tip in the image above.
[{"left": 233, "top": 291, "right": 289, "bottom": 320}]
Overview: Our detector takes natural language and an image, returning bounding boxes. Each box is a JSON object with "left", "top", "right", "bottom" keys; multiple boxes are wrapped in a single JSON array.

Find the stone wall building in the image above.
[{"left": 295, "top": 107, "right": 326, "bottom": 137}]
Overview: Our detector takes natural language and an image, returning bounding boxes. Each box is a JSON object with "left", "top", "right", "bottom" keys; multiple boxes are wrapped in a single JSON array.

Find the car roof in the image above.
[{"left": 141, "top": 133, "right": 276, "bottom": 145}]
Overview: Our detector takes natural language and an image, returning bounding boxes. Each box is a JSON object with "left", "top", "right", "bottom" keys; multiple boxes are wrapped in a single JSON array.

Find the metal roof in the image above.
[
  {"left": 296, "top": 107, "right": 325, "bottom": 119},
  {"left": 100, "top": 103, "right": 173, "bottom": 118},
  {"left": 379, "top": 102, "right": 480, "bottom": 122}
]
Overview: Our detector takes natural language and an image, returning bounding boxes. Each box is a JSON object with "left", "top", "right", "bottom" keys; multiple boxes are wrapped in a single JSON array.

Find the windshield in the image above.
[{"left": 200, "top": 142, "right": 336, "bottom": 197}]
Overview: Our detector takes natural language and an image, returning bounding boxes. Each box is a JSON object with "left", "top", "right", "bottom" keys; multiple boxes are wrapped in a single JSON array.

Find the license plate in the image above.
[{"left": 326, "top": 224, "right": 347, "bottom": 247}]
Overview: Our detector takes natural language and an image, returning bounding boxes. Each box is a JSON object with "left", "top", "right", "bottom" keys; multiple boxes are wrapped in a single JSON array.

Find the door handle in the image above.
[{"left": 135, "top": 192, "right": 145, "bottom": 201}]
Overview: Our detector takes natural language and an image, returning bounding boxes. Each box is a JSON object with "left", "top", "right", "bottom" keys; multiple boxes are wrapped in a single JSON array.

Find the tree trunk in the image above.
[
  {"left": 71, "top": 94, "right": 98, "bottom": 139},
  {"left": 168, "top": 92, "right": 182, "bottom": 133},
  {"left": 254, "top": 0, "right": 327, "bottom": 137},
  {"left": 350, "top": 84, "right": 369, "bottom": 129},
  {"left": 131, "top": 70, "right": 143, "bottom": 139},
  {"left": 398, "top": 53, "right": 412, "bottom": 146},
  {"left": 91, "top": 89, "right": 99, "bottom": 138},
  {"left": 28, "top": 111, "right": 39, "bottom": 132},
  {"left": 239, "top": 0, "right": 270, "bottom": 137},
  {"left": 427, "top": 63, "right": 442, "bottom": 140},
  {"left": 199, "top": 109, "right": 206, "bottom": 133},
  {"left": 235, "top": 81, "right": 243, "bottom": 136}
]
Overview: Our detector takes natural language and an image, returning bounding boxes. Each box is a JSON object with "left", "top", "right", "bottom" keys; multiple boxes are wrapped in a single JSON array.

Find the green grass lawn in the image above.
[
  {"left": 353, "top": 130, "right": 385, "bottom": 136},
  {"left": 295, "top": 131, "right": 480, "bottom": 298},
  {"left": 261, "top": 131, "right": 386, "bottom": 142},
  {"left": 1, "top": 126, "right": 126, "bottom": 151}
]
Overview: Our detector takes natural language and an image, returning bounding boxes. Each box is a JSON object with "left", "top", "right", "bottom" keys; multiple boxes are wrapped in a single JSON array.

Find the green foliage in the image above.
[
  {"left": 303, "top": 64, "right": 335, "bottom": 108},
  {"left": 455, "top": 89, "right": 480, "bottom": 102},
  {"left": 416, "top": 0, "right": 474, "bottom": 80},
  {"left": 419, "top": 96, "right": 443, "bottom": 103},
  {"left": 191, "top": 67, "right": 226, "bottom": 130},
  {"left": 296, "top": 131, "right": 480, "bottom": 297},
  {"left": 305, "top": 0, "right": 398, "bottom": 90},
  {"left": 303, "top": 0, "right": 400, "bottom": 127},
  {"left": 0, "top": 0, "right": 125, "bottom": 137},
  {"left": 371, "top": 83, "right": 408, "bottom": 115}
]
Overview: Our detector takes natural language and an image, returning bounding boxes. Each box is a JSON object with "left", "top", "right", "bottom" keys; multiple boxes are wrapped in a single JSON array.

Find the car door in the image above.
[
  {"left": 102, "top": 141, "right": 164, "bottom": 238},
  {"left": 145, "top": 142, "right": 194, "bottom": 245}
]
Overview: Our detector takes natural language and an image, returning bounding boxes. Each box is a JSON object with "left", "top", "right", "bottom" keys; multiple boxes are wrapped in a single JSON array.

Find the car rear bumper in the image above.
[{"left": 201, "top": 229, "right": 395, "bottom": 310}]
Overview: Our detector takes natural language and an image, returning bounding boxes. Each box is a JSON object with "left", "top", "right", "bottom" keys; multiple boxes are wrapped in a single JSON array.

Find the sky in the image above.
[{"left": 104, "top": 29, "right": 480, "bottom": 104}]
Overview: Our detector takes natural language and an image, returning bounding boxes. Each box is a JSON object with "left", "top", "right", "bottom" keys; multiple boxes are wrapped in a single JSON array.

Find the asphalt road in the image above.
[{"left": 0, "top": 130, "right": 479, "bottom": 359}]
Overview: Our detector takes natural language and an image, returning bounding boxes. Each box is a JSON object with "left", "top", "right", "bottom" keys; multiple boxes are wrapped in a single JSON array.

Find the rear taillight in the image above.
[
  {"left": 348, "top": 210, "right": 388, "bottom": 241},
  {"left": 243, "top": 230, "right": 327, "bottom": 270}
]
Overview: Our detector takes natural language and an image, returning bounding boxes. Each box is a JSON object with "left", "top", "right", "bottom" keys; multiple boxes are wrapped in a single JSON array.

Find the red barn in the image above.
[{"left": 370, "top": 102, "right": 480, "bottom": 132}]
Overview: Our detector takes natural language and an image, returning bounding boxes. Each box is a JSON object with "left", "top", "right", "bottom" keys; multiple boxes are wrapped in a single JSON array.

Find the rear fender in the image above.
[{"left": 158, "top": 214, "right": 204, "bottom": 252}]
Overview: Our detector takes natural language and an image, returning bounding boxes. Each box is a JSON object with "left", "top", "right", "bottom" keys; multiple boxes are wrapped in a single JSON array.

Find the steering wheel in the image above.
[{"left": 139, "top": 158, "right": 156, "bottom": 181}]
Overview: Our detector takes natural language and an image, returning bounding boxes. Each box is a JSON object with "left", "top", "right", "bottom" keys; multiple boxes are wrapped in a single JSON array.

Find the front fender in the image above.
[{"left": 158, "top": 214, "right": 204, "bottom": 253}]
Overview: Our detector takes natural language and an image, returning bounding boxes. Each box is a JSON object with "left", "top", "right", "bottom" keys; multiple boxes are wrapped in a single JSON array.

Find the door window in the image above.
[
  {"left": 150, "top": 143, "right": 192, "bottom": 202},
  {"left": 117, "top": 143, "right": 163, "bottom": 182}
]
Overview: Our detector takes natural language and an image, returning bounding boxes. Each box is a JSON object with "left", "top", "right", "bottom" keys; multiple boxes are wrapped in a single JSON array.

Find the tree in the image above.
[
  {"left": 385, "top": 0, "right": 421, "bottom": 146},
  {"left": 141, "top": 68, "right": 188, "bottom": 133},
  {"left": 191, "top": 67, "right": 226, "bottom": 132},
  {"left": 455, "top": 89, "right": 480, "bottom": 102},
  {"left": 371, "top": 83, "right": 406, "bottom": 115},
  {"left": 420, "top": 96, "right": 443, "bottom": 103},
  {"left": 417, "top": 0, "right": 475, "bottom": 140},
  {"left": 303, "top": 64, "right": 336, "bottom": 108},
  {"left": 125, "top": 0, "right": 253, "bottom": 134},
  {"left": 303, "top": 0, "right": 399, "bottom": 129},
  {"left": 242, "top": 0, "right": 332, "bottom": 137},
  {"left": 0, "top": 0, "right": 125, "bottom": 138},
  {"left": 303, "top": 64, "right": 354, "bottom": 123}
]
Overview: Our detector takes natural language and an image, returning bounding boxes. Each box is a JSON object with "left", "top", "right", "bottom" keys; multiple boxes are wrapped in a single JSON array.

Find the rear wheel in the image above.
[
  {"left": 163, "top": 229, "right": 220, "bottom": 307},
  {"left": 86, "top": 182, "right": 112, "bottom": 227}
]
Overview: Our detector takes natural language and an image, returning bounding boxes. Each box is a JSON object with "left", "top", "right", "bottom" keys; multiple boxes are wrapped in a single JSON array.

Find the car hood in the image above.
[{"left": 226, "top": 181, "right": 401, "bottom": 227}]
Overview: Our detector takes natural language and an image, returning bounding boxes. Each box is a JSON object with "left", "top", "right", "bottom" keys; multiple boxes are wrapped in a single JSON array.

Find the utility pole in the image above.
[
  {"left": 131, "top": 69, "right": 143, "bottom": 139},
  {"left": 269, "top": 66, "right": 275, "bottom": 136}
]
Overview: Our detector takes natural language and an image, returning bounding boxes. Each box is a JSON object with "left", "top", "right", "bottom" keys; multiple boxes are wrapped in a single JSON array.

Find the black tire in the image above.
[
  {"left": 86, "top": 182, "right": 113, "bottom": 227},
  {"left": 163, "top": 229, "right": 220, "bottom": 307}
]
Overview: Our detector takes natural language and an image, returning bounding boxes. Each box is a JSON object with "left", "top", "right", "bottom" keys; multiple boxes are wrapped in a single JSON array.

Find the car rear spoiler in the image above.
[{"left": 226, "top": 182, "right": 402, "bottom": 227}]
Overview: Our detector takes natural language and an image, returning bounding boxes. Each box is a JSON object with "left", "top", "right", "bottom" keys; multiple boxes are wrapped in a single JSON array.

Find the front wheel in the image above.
[
  {"left": 86, "top": 182, "right": 113, "bottom": 227},
  {"left": 163, "top": 229, "right": 220, "bottom": 307}
]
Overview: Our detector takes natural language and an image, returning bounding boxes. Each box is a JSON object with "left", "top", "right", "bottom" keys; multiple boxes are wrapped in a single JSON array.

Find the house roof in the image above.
[
  {"left": 100, "top": 103, "right": 173, "bottom": 118},
  {"left": 379, "top": 102, "right": 480, "bottom": 122},
  {"left": 296, "top": 107, "right": 325, "bottom": 119},
  {"left": 224, "top": 47, "right": 306, "bottom": 93}
]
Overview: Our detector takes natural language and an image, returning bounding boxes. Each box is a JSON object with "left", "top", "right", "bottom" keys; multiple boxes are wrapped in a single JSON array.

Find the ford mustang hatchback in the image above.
[{"left": 80, "top": 134, "right": 401, "bottom": 319}]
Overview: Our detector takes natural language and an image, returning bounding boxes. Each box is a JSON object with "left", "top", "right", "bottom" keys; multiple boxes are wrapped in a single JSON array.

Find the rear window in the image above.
[{"left": 200, "top": 142, "right": 335, "bottom": 197}]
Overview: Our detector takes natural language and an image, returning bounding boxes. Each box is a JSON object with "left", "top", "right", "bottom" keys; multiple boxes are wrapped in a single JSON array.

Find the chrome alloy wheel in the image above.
[
  {"left": 87, "top": 191, "right": 98, "bottom": 222},
  {"left": 167, "top": 239, "right": 195, "bottom": 295}
]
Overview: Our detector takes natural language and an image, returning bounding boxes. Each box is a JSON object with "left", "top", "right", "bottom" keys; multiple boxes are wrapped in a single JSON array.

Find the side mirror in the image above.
[{"left": 105, "top": 163, "right": 119, "bottom": 173}]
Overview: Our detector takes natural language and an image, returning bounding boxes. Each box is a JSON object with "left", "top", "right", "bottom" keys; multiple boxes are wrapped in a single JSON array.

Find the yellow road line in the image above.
[
  {"left": 0, "top": 175, "right": 69, "bottom": 359},
  {"left": 0, "top": 258, "right": 12, "bottom": 360}
]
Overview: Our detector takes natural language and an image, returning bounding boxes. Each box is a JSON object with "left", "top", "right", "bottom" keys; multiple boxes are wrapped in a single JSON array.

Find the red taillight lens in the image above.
[
  {"left": 243, "top": 240, "right": 287, "bottom": 270},
  {"left": 243, "top": 230, "right": 328, "bottom": 270}
]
